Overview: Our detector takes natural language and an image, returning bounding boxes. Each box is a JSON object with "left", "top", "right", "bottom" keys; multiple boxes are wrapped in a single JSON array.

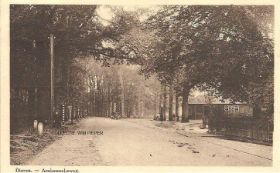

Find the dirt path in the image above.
[{"left": 27, "top": 117, "right": 272, "bottom": 166}]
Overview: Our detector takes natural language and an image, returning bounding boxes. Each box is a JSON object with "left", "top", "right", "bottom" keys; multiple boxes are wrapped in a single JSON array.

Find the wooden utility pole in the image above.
[
  {"left": 32, "top": 40, "right": 38, "bottom": 120},
  {"left": 50, "top": 34, "right": 54, "bottom": 124}
]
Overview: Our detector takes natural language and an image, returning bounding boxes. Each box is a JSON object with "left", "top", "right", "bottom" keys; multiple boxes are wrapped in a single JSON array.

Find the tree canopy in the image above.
[
  {"left": 10, "top": 5, "right": 274, "bottom": 118},
  {"left": 138, "top": 6, "right": 273, "bottom": 113}
]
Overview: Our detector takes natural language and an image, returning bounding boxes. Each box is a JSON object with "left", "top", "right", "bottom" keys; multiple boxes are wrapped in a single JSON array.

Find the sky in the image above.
[{"left": 96, "top": 5, "right": 160, "bottom": 26}]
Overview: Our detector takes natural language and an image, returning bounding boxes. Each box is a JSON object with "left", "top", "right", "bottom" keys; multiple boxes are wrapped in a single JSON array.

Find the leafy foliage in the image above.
[
  {"left": 141, "top": 6, "right": 273, "bottom": 115},
  {"left": 10, "top": 5, "right": 274, "bottom": 120}
]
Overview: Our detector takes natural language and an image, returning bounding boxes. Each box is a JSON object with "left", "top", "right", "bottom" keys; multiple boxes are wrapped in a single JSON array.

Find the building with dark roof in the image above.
[{"left": 188, "top": 95, "right": 253, "bottom": 120}]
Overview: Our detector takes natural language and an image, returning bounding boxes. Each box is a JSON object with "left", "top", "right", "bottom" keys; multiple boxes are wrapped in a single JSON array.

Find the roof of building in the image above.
[{"left": 188, "top": 95, "right": 245, "bottom": 105}]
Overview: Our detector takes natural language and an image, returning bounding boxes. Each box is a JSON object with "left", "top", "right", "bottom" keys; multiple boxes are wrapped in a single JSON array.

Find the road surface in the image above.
[{"left": 27, "top": 117, "right": 272, "bottom": 166}]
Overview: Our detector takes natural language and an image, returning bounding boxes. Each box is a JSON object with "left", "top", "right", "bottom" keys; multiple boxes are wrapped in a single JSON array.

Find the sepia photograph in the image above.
[{"left": 3, "top": 2, "right": 276, "bottom": 170}]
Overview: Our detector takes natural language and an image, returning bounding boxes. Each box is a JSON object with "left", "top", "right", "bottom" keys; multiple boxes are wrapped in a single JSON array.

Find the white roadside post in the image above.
[
  {"left": 33, "top": 120, "right": 38, "bottom": 131},
  {"left": 38, "top": 122, "right": 44, "bottom": 136}
]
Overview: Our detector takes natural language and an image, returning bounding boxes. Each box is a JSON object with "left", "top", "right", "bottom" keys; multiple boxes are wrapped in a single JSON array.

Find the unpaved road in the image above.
[{"left": 27, "top": 117, "right": 272, "bottom": 166}]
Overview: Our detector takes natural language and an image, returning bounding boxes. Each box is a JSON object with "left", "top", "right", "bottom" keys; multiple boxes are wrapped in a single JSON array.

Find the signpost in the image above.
[{"left": 50, "top": 34, "right": 54, "bottom": 125}]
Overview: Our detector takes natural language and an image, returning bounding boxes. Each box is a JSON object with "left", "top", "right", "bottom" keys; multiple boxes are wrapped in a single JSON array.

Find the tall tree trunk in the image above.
[
  {"left": 118, "top": 70, "right": 125, "bottom": 117},
  {"left": 141, "top": 100, "right": 144, "bottom": 117},
  {"left": 163, "top": 85, "right": 167, "bottom": 121},
  {"left": 103, "top": 88, "right": 108, "bottom": 117},
  {"left": 109, "top": 101, "right": 112, "bottom": 116},
  {"left": 169, "top": 85, "right": 174, "bottom": 121},
  {"left": 102, "top": 92, "right": 104, "bottom": 117},
  {"left": 181, "top": 88, "right": 190, "bottom": 123},
  {"left": 93, "top": 90, "right": 96, "bottom": 116},
  {"left": 175, "top": 92, "right": 179, "bottom": 121},
  {"left": 108, "top": 86, "right": 112, "bottom": 116},
  {"left": 154, "top": 92, "right": 158, "bottom": 119},
  {"left": 138, "top": 97, "right": 142, "bottom": 118},
  {"left": 159, "top": 85, "right": 163, "bottom": 121}
]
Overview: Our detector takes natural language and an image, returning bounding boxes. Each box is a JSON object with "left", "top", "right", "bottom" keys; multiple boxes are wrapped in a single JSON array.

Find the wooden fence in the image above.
[{"left": 208, "top": 116, "right": 273, "bottom": 144}]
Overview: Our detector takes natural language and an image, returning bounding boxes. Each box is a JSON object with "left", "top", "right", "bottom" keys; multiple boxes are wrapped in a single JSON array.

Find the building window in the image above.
[{"left": 224, "top": 105, "right": 240, "bottom": 113}]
